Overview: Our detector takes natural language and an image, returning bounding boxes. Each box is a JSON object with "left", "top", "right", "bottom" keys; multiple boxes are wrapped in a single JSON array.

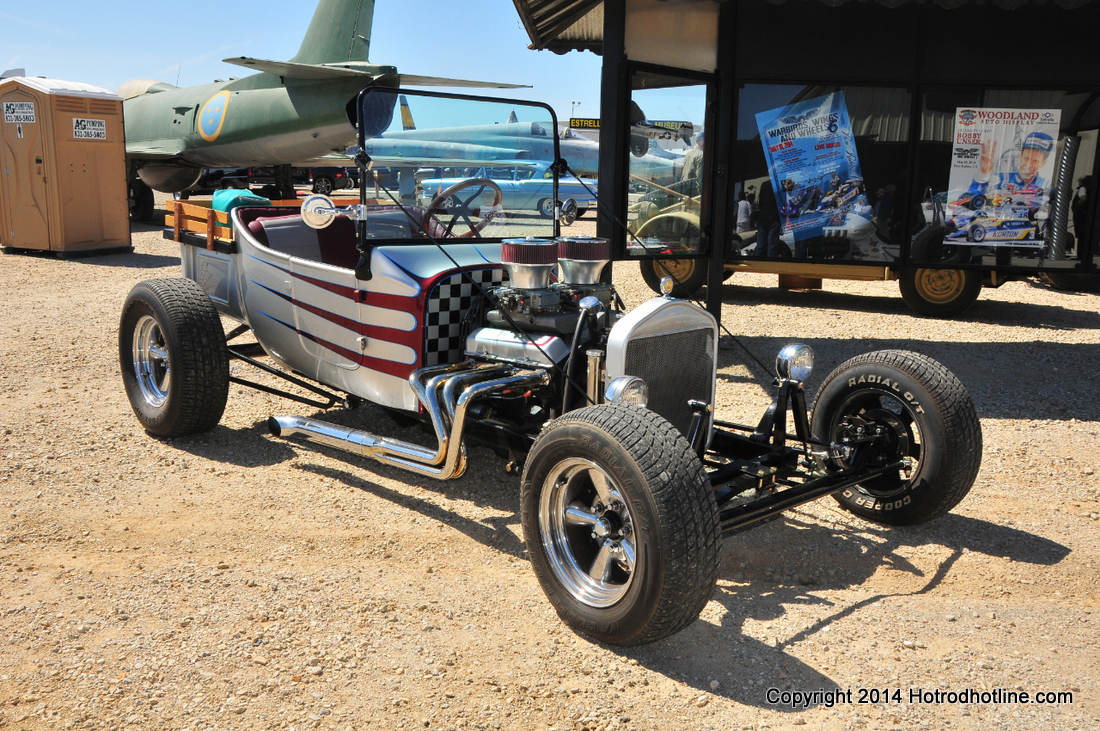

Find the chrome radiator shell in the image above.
[{"left": 605, "top": 298, "right": 718, "bottom": 437}]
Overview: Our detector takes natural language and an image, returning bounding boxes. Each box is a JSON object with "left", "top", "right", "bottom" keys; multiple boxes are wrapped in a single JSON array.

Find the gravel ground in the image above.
[{"left": 1, "top": 197, "right": 1098, "bottom": 731}]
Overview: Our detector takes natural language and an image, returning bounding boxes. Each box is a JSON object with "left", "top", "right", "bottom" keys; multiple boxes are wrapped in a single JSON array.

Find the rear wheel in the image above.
[
  {"left": 898, "top": 268, "right": 981, "bottom": 318},
  {"left": 811, "top": 350, "right": 981, "bottom": 526},
  {"left": 639, "top": 258, "right": 708, "bottom": 297},
  {"left": 119, "top": 278, "right": 230, "bottom": 437},
  {"left": 521, "top": 405, "right": 720, "bottom": 646}
]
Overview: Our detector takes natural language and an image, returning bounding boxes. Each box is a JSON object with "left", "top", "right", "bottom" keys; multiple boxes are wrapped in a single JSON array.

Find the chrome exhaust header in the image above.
[{"left": 268, "top": 362, "right": 549, "bottom": 479}]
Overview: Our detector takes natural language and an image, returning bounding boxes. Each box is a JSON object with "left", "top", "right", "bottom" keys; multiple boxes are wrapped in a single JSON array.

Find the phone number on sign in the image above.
[{"left": 766, "top": 687, "right": 1073, "bottom": 709}]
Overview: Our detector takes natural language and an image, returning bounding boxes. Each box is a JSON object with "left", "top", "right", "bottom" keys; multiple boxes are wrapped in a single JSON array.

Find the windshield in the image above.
[{"left": 355, "top": 88, "right": 562, "bottom": 241}]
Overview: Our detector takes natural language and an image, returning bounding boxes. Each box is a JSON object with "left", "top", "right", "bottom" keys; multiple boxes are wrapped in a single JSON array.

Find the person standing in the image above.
[
  {"left": 754, "top": 179, "right": 782, "bottom": 257},
  {"left": 680, "top": 132, "right": 704, "bottom": 183},
  {"left": 736, "top": 192, "right": 752, "bottom": 233}
]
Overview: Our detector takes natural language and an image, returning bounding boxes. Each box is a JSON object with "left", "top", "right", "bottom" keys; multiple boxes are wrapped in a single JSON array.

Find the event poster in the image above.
[
  {"left": 944, "top": 107, "right": 1060, "bottom": 247},
  {"left": 756, "top": 92, "right": 869, "bottom": 243}
]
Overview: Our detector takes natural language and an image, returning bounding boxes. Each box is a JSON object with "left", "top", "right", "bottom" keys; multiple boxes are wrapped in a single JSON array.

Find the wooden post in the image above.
[
  {"left": 206, "top": 209, "right": 216, "bottom": 250},
  {"left": 173, "top": 201, "right": 182, "bottom": 243}
]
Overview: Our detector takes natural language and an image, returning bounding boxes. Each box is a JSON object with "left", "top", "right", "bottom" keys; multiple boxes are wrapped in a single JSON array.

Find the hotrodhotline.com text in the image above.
[{"left": 766, "top": 687, "right": 1074, "bottom": 709}]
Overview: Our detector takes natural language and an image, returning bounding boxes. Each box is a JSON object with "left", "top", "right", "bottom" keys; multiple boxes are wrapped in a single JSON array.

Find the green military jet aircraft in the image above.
[{"left": 121, "top": 0, "right": 527, "bottom": 219}]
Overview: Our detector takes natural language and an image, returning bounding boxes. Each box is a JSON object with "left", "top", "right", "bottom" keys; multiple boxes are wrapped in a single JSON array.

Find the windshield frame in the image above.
[{"left": 354, "top": 86, "right": 564, "bottom": 244}]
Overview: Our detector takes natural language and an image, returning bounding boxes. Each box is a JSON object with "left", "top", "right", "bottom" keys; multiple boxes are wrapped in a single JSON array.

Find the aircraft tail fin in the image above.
[
  {"left": 507, "top": 110, "right": 518, "bottom": 124},
  {"left": 289, "top": 0, "right": 375, "bottom": 65},
  {"left": 399, "top": 95, "right": 416, "bottom": 131}
]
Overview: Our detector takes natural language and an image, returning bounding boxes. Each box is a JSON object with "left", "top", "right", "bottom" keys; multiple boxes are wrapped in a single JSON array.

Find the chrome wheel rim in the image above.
[
  {"left": 132, "top": 315, "right": 170, "bottom": 408},
  {"left": 539, "top": 458, "right": 636, "bottom": 607}
]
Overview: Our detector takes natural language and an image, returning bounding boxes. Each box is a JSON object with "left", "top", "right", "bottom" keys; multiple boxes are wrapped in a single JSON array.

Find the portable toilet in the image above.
[{"left": 0, "top": 76, "right": 130, "bottom": 255}]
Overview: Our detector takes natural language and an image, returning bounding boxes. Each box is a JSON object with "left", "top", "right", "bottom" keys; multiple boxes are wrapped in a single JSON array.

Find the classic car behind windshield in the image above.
[{"left": 417, "top": 163, "right": 597, "bottom": 219}]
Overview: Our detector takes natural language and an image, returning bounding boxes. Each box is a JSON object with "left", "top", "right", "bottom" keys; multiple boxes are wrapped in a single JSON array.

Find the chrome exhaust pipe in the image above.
[{"left": 269, "top": 363, "right": 550, "bottom": 479}]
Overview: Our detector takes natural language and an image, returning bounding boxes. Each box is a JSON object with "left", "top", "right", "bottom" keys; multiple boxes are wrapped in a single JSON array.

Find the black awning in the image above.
[{"left": 513, "top": 0, "right": 1095, "bottom": 53}]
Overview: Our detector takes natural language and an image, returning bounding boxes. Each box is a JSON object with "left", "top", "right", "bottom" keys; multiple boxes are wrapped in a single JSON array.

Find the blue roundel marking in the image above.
[{"left": 198, "top": 91, "right": 230, "bottom": 141}]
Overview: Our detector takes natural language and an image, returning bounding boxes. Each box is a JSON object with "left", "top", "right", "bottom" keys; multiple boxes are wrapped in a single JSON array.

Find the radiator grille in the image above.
[{"left": 624, "top": 327, "right": 714, "bottom": 437}]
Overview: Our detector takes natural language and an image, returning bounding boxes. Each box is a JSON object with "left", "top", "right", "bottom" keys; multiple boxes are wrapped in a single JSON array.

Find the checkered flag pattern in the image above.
[{"left": 424, "top": 268, "right": 506, "bottom": 367}]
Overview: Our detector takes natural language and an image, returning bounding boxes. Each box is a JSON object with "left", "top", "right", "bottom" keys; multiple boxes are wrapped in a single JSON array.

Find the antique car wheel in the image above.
[
  {"left": 521, "top": 405, "right": 720, "bottom": 646},
  {"left": 639, "top": 258, "right": 707, "bottom": 297},
  {"left": 811, "top": 350, "right": 981, "bottom": 526},
  {"left": 420, "top": 178, "right": 503, "bottom": 238},
  {"left": 898, "top": 268, "right": 981, "bottom": 318},
  {"left": 119, "top": 278, "right": 229, "bottom": 437},
  {"left": 537, "top": 198, "right": 556, "bottom": 218},
  {"left": 312, "top": 175, "right": 335, "bottom": 195}
]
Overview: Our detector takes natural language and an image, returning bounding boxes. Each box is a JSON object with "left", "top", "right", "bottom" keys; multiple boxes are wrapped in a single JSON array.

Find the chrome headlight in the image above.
[
  {"left": 604, "top": 376, "right": 648, "bottom": 407},
  {"left": 776, "top": 344, "right": 814, "bottom": 384}
]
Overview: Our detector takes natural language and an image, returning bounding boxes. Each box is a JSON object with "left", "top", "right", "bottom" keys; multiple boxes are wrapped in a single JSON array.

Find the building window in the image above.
[
  {"left": 732, "top": 84, "right": 912, "bottom": 262},
  {"left": 912, "top": 89, "right": 1098, "bottom": 273}
]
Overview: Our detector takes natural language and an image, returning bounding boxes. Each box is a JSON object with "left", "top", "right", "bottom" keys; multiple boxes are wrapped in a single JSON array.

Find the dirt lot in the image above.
[{"left": 1, "top": 202, "right": 1098, "bottom": 731}]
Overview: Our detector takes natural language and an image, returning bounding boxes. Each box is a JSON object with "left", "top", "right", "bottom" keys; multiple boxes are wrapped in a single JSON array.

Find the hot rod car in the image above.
[{"left": 119, "top": 89, "right": 982, "bottom": 646}]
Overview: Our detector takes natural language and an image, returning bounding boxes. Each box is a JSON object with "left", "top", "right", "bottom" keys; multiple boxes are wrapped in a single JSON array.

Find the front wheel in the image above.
[
  {"left": 312, "top": 176, "right": 334, "bottom": 195},
  {"left": 537, "top": 197, "right": 556, "bottom": 218},
  {"left": 521, "top": 405, "right": 721, "bottom": 646},
  {"left": 811, "top": 350, "right": 982, "bottom": 526},
  {"left": 898, "top": 267, "right": 981, "bottom": 318},
  {"left": 119, "top": 278, "right": 230, "bottom": 437}
]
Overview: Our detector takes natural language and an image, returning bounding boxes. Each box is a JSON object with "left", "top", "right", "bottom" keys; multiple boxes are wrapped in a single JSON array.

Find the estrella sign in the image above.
[{"left": 198, "top": 91, "right": 230, "bottom": 141}]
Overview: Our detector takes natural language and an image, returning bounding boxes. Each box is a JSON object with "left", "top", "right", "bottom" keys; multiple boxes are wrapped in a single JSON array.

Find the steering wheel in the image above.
[{"left": 419, "top": 177, "right": 504, "bottom": 238}]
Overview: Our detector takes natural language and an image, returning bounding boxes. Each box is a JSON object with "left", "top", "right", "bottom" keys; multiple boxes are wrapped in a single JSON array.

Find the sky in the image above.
[{"left": 0, "top": 0, "right": 605, "bottom": 123}]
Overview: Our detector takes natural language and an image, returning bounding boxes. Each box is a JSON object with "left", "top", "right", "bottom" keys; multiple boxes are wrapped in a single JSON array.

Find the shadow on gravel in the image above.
[
  {"left": 78, "top": 250, "right": 180, "bottom": 270},
  {"left": 604, "top": 511, "right": 1069, "bottom": 710},
  {"left": 717, "top": 335, "right": 1100, "bottom": 422},
  {"left": 166, "top": 423, "right": 298, "bottom": 467},
  {"left": 717, "top": 281, "right": 1100, "bottom": 331},
  {"left": 294, "top": 462, "right": 526, "bottom": 559}
]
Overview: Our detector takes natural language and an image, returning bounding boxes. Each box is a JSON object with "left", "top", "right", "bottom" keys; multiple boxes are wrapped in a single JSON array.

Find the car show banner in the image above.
[
  {"left": 945, "top": 107, "right": 1061, "bottom": 247},
  {"left": 756, "top": 92, "right": 868, "bottom": 243}
]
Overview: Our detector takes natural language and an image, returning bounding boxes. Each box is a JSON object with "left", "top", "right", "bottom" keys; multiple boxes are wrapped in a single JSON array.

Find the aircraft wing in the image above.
[
  {"left": 223, "top": 57, "right": 376, "bottom": 79},
  {"left": 125, "top": 138, "right": 190, "bottom": 159},
  {"left": 222, "top": 58, "right": 530, "bottom": 88},
  {"left": 398, "top": 74, "right": 530, "bottom": 89},
  {"left": 365, "top": 154, "right": 539, "bottom": 168}
]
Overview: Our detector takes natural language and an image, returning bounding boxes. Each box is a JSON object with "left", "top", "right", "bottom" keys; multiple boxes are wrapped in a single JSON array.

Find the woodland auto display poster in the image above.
[
  {"left": 756, "top": 92, "right": 869, "bottom": 242},
  {"left": 947, "top": 107, "right": 1061, "bottom": 246}
]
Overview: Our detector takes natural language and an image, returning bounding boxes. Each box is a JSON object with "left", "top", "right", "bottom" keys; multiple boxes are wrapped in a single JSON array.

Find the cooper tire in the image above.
[
  {"left": 521, "top": 405, "right": 720, "bottom": 646},
  {"left": 119, "top": 278, "right": 230, "bottom": 437},
  {"left": 811, "top": 350, "right": 981, "bottom": 526},
  {"left": 639, "top": 258, "right": 707, "bottom": 297},
  {"left": 898, "top": 268, "right": 981, "bottom": 318}
]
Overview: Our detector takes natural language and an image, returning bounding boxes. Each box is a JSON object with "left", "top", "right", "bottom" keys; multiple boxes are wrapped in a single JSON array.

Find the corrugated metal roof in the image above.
[
  {"left": 0, "top": 77, "right": 120, "bottom": 100},
  {"left": 512, "top": 0, "right": 604, "bottom": 52},
  {"left": 513, "top": 0, "right": 1096, "bottom": 52}
]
